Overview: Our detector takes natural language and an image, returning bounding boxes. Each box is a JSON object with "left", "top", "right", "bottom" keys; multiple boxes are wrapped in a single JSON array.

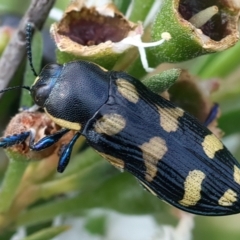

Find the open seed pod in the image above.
[
  {"left": 151, "top": 0, "right": 240, "bottom": 63},
  {"left": 3, "top": 112, "right": 75, "bottom": 161},
  {"left": 51, "top": 0, "right": 142, "bottom": 69}
]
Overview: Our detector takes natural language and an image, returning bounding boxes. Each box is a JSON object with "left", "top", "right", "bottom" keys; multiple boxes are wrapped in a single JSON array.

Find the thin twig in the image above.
[{"left": 0, "top": 0, "right": 55, "bottom": 95}]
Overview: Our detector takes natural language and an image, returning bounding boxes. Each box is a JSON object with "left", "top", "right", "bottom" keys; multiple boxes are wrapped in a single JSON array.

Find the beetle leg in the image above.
[
  {"left": 0, "top": 131, "right": 30, "bottom": 148},
  {"left": 29, "top": 128, "right": 70, "bottom": 151},
  {"left": 204, "top": 103, "right": 219, "bottom": 126},
  {"left": 57, "top": 131, "right": 82, "bottom": 173}
]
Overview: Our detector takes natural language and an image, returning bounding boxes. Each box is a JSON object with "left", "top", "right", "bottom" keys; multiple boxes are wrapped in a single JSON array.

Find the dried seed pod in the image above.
[
  {"left": 51, "top": 0, "right": 142, "bottom": 69},
  {"left": 3, "top": 112, "right": 75, "bottom": 161}
]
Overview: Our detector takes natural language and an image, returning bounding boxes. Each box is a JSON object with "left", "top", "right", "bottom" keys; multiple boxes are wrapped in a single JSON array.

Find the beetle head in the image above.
[{"left": 30, "top": 64, "right": 62, "bottom": 107}]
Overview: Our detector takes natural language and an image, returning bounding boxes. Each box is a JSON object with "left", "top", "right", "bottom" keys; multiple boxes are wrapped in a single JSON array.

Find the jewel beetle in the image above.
[{"left": 1, "top": 23, "right": 240, "bottom": 216}]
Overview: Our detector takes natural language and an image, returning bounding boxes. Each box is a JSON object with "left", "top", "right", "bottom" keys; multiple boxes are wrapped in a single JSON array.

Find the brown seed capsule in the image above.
[{"left": 3, "top": 112, "right": 75, "bottom": 160}]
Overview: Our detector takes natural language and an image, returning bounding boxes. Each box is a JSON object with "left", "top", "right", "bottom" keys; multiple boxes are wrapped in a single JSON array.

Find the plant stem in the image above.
[
  {"left": 0, "top": 152, "right": 28, "bottom": 213},
  {"left": 0, "top": 0, "right": 55, "bottom": 96}
]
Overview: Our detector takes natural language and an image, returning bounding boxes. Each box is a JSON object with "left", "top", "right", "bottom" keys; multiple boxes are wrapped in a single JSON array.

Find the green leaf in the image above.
[
  {"left": 0, "top": 151, "right": 28, "bottom": 213},
  {"left": 85, "top": 215, "right": 106, "bottom": 235},
  {"left": 196, "top": 41, "right": 240, "bottom": 78},
  {"left": 17, "top": 172, "right": 167, "bottom": 228},
  {"left": 129, "top": 0, "right": 155, "bottom": 22},
  {"left": 23, "top": 225, "right": 70, "bottom": 240},
  {"left": 112, "top": 0, "right": 131, "bottom": 14},
  {"left": 142, "top": 68, "right": 181, "bottom": 93},
  {"left": 0, "top": 0, "right": 30, "bottom": 15},
  {"left": 219, "top": 109, "right": 240, "bottom": 136}
]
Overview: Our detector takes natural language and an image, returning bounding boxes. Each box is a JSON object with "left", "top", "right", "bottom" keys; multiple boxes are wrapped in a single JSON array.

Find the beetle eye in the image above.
[
  {"left": 31, "top": 83, "right": 52, "bottom": 107},
  {"left": 30, "top": 63, "right": 63, "bottom": 107}
]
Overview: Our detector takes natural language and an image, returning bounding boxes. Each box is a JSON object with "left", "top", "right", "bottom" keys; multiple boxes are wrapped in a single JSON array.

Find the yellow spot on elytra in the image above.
[
  {"left": 44, "top": 108, "right": 81, "bottom": 130},
  {"left": 140, "top": 137, "right": 168, "bottom": 182},
  {"left": 179, "top": 170, "right": 205, "bottom": 207},
  {"left": 218, "top": 189, "right": 237, "bottom": 206},
  {"left": 140, "top": 181, "right": 157, "bottom": 196},
  {"left": 97, "top": 152, "right": 124, "bottom": 170},
  {"left": 116, "top": 78, "right": 139, "bottom": 103},
  {"left": 202, "top": 134, "right": 223, "bottom": 159},
  {"left": 234, "top": 165, "right": 240, "bottom": 185},
  {"left": 94, "top": 113, "right": 126, "bottom": 136},
  {"left": 157, "top": 106, "right": 184, "bottom": 132}
]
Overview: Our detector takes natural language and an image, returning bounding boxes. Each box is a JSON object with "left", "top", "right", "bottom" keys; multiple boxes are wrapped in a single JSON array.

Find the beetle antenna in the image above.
[
  {"left": 26, "top": 23, "right": 38, "bottom": 77},
  {"left": 0, "top": 86, "right": 31, "bottom": 94}
]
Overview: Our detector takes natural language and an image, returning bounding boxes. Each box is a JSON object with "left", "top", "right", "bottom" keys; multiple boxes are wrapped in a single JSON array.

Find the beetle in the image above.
[{"left": 0, "top": 23, "right": 240, "bottom": 216}]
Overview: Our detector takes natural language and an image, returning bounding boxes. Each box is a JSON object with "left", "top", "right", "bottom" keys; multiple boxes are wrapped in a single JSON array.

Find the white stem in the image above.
[
  {"left": 120, "top": 32, "right": 171, "bottom": 72},
  {"left": 138, "top": 44, "right": 155, "bottom": 72},
  {"left": 189, "top": 6, "right": 219, "bottom": 28},
  {"left": 122, "top": 36, "right": 166, "bottom": 48},
  {"left": 122, "top": 31, "right": 171, "bottom": 48}
]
